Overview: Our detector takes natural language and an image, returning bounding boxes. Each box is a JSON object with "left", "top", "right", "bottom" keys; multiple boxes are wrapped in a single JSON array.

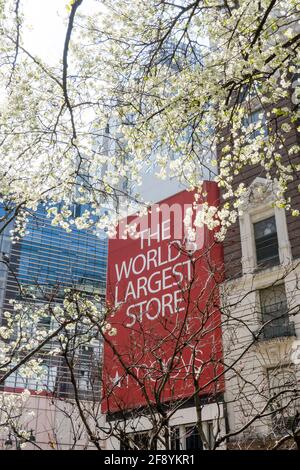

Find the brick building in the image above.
[{"left": 220, "top": 84, "right": 300, "bottom": 448}]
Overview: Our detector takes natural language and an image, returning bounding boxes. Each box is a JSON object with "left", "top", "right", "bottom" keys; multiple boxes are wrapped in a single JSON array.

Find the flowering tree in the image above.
[
  {"left": 0, "top": 284, "right": 111, "bottom": 449},
  {"left": 97, "top": 244, "right": 300, "bottom": 450},
  {"left": 0, "top": 0, "right": 300, "bottom": 451},
  {"left": 0, "top": 239, "right": 299, "bottom": 450},
  {"left": 0, "top": 0, "right": 299, "bottom": 237}
]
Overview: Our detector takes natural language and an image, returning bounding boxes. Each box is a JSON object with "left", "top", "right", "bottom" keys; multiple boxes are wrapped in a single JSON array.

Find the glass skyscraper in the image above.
[
  {"left": 1, "top": 204, "right": 107, "bottom": 300},
  {"left": 0, "top": 203, "right": 107, "bottom": 398}
]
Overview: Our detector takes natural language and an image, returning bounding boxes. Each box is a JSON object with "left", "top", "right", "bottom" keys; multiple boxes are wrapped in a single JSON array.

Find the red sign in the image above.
[{"left": 102, "top": 182, "right": 224, "bottom": 413}]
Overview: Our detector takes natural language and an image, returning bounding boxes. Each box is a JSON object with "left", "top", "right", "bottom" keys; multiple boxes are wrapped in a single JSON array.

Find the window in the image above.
[
  {"left": 133, "top": 432, "right": 151, "bottom": 450},
  {"left": 120, "top": 431, "right": 152, "bottom": 450},
  {"left": 238, "top": 178, "right": 292, "bottom": 275},
  {"left": 268, "top": 367, "right": 299, "bottom": 433},
  {"left": 259, "top": 285, "right": 295, "bottom": 340},
  {"left": 237, "top": 81, "right": 262, "bottom": 104},
  {"left": 237, "top": 84, "right": 255, "bottom": 104},
  {"left": 170, "top": 425, "right": 203, "bottom": 450},
  {"left": 170, "top": 427, "right": 181, "bottom": 450},
  {"left": 74, "top": 204, "right": 82, "bottom": 218},
  {"left": 185, "top": 425, "right": 203, "bottom": 450},
  {"left": 77, "top": 346, "right": 94, "bottom": 392},
  {"left": 207, "top": 421, "right": 214, "bottom": 449},
  {"left": 254, "top": 216, "right": 279, "bottom": 267},
  {"left": 122, "top": 178, "right": 128, "bottom": 193},
  {"left": 242, "top": 109, "right": 268, "bottom": 140}
]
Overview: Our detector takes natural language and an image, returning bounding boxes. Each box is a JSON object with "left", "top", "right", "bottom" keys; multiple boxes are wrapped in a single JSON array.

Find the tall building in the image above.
[{"left": 0, "top": 203, "right": 108, "bottom": 449}]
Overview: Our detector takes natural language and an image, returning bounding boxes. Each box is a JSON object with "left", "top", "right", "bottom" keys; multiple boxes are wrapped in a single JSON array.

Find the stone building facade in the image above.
[{"left": 221, "top": 90, "right": 300, "bottom": 449}]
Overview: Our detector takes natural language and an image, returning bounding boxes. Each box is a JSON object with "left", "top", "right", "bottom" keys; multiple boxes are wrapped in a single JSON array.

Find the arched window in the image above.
[{"left": 268, "top": 367, "right": 299, "bottom": 432}]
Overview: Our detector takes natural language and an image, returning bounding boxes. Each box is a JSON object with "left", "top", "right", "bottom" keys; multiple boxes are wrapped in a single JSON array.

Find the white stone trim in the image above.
[{"left": 239, "top": 177, "right": 292, "bottom": 275}]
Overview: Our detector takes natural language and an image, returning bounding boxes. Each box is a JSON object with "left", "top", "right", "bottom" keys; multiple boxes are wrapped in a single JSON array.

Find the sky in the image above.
[
  {"left": 23, "top": 0, "right": 67, "bottom": 64},
  {"left": 22, "top": 0, "right": 99, "bottom": 64}
]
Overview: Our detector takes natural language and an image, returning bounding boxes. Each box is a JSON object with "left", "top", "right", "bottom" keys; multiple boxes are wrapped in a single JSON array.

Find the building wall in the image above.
[
  {"left": 0, "top": 393, "right": 105, "bottom": 450},
  {"left": 220, "top": 91, "right": 300, "bottom": 446},
  {"left": 222, "top": 261, "right": 300, "bottom": 446},
  {"left": 222, "top": 99, "right": 300, "bottom": 280},
  {"left": 106, "top": 403, "right": 226, "bottom": 450}
]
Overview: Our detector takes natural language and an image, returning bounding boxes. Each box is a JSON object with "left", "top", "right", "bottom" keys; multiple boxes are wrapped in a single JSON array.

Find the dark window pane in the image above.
[
  {"left": 170, "top": 427, "right": 181, "bottom": 450},
  {"left": 133, "top": 432, "right": 151, "bottom": 449},
  {"left": 254, "top": 216, "right": 279, "bottom": 266},
  {"left": 185, "top": 426, "right": 203, "bottom": 450}
]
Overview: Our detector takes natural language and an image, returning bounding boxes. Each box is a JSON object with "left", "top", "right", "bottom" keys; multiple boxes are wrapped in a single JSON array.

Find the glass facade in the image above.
[
  {"left": 0, "top": 204, "right": 107, "bottom": 303},
  {"left": 0, "top": 203, "right": 107, "bottom": 399}
]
